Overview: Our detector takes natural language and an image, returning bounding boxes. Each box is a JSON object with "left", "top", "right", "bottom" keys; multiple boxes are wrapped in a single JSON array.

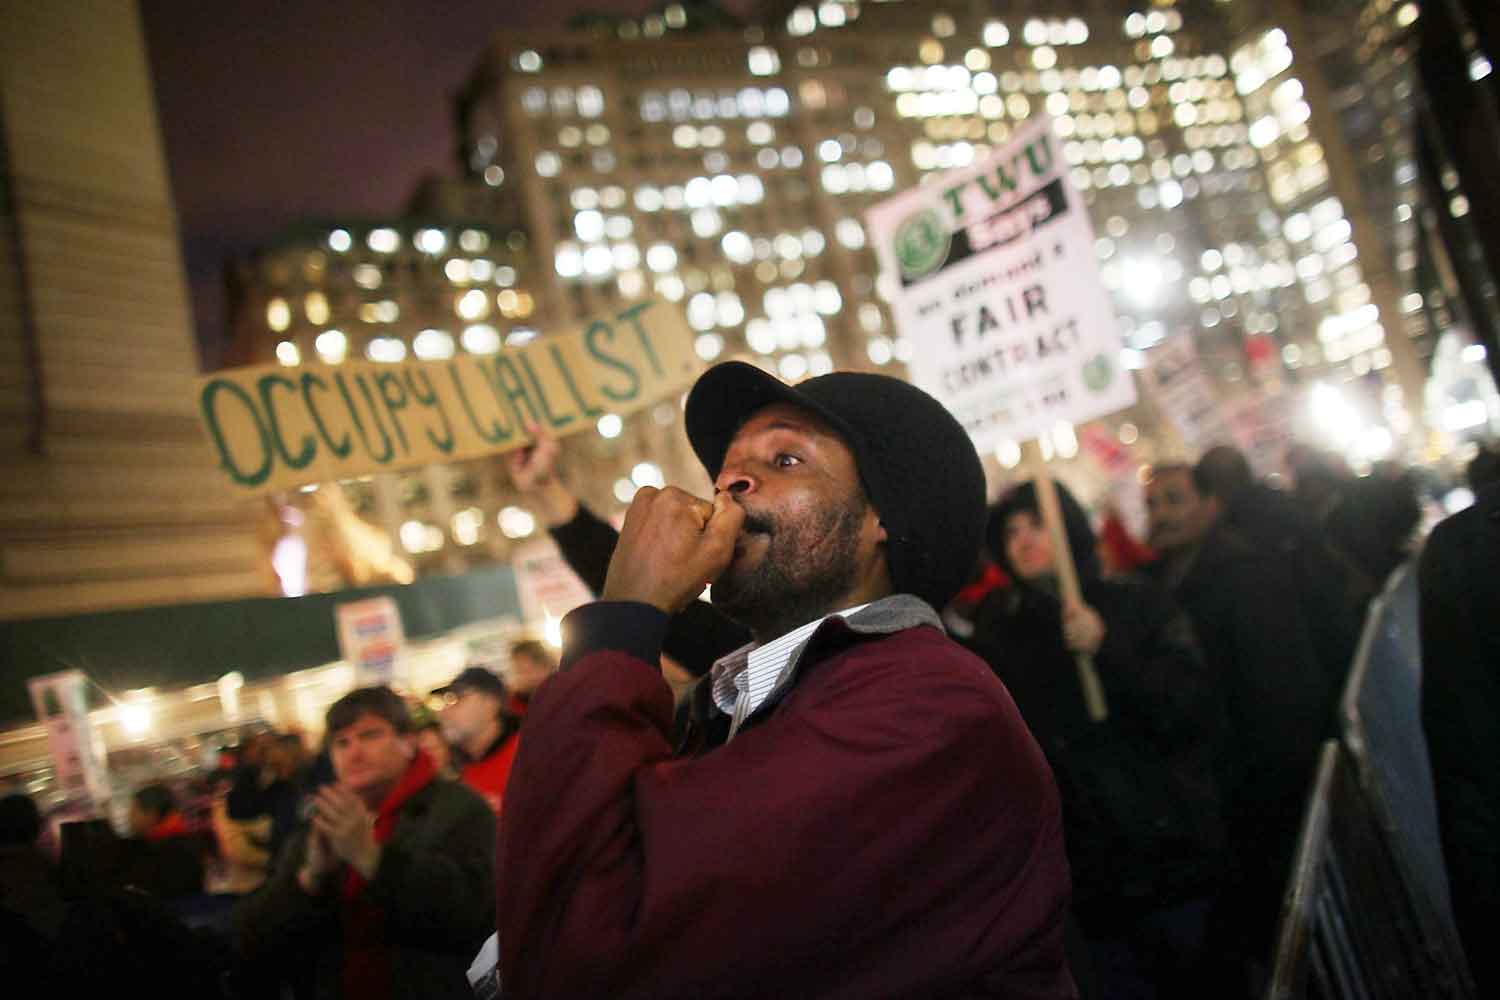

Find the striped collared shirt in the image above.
[{"left": 709, "top": 604, "right": 869, "bottom": 738}]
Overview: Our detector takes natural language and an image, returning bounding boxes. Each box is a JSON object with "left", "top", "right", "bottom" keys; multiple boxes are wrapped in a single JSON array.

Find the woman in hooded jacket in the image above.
[{"left": 969, "top": 481, "right": 1228, "bottom": 1000}]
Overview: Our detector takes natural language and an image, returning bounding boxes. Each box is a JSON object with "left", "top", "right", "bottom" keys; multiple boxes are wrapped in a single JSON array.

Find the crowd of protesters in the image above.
[{"left": 0, "top": 358, "right": 1488, "bottom": 999}]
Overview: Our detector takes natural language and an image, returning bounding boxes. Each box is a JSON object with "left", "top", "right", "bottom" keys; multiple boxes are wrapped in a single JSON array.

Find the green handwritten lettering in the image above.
[
  {"left": 614, "top": 302, "right": 664, "bottom": 378},
  {"left": 375, "top": 371, "right": 412, "bottom": 455},
  {"left": 200, "top": 379, "right": 273, "bottom": 487},
  {"left": 257, "top": 373, "right": 315, "bottom": 469},
  {"left": 942, "top": 183, "right": 967, "bottom": 219},
  {"left": 484, "top": 355, "right": 542, "bottom": 430},
  {"left": 302, "top": 373, "right": 351, "bottom": 458},
  {"left": 584, "top": 320, "right": 641, "bottom": 403},
  {"left": 448, "top": 361, "right": 510, "bottom": 443},
  {"left": 517, "top": 352, "right": 576, "bottom": 429},
  {"left": 405, "top": 369, "right": 455, "bottom": 453},
  {"left": 550, "top": 343, "right": 603, "bottom": 419},
  {"left": 335, "top": 372, "right": 394, "bottom": 463}
]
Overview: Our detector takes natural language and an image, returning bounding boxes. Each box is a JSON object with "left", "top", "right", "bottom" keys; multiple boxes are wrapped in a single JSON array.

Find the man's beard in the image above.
[{"left": 711, "top": 496, "right": 868, "bottom": 641}]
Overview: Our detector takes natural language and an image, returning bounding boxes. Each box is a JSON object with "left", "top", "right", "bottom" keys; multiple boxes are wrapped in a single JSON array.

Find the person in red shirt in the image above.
[{"left": 435, "top": 666, "right": 522, "bottom": 815}]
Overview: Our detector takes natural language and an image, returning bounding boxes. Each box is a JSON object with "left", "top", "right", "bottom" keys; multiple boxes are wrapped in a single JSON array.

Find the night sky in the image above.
[{"left": 140, "top": 1, "right": 756, "bottom": 370}]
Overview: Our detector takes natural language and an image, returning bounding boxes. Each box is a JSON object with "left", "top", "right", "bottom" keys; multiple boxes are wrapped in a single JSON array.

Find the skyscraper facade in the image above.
[
  {"left": 459, "top": 0, "right": 1431, "bottom": 469},
  {"left": 229, "top": 0, "right": 1456, "bottom": 582}
]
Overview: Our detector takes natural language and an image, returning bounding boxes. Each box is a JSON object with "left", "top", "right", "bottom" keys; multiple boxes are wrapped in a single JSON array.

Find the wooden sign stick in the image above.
[{"left": 1024, "top": 439, "right": 1109, "bottom": 722}]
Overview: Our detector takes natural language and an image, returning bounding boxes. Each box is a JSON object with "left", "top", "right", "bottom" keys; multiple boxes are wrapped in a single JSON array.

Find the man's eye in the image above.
[{"left": 773, "top": 453, "right": 801, "bottom": 468}]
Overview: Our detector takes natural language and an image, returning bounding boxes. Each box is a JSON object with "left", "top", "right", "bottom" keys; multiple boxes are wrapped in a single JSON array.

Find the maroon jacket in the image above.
[{"left": 496, "top": 596, "right": 1075, "bottom": 999}]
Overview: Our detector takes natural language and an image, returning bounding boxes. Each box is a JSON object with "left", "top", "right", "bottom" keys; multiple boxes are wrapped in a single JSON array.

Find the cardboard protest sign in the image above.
[
  {"left": 197, "top": 299, "right": 700, "bottom": 494},
  {"left": 866, "top": 114, "right": 1136, "bottom": 453}
]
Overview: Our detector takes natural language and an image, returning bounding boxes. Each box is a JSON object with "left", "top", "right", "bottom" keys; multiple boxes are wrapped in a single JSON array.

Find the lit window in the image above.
[
  {"left": 686, "top": 293, "right": 715, "bottom": 331},
  {"left": 275, "top": 341, "right": 301, "bottom": 366},
  {"left": 327, "top": 229, "right": 352, "bottom": 252},
  {"left": 835, "top": 218, "right": 865, "bottom": 249},
  {"left": 457, "top": 289, "right": 490, "bottom": 320},
  {"left": 498, "top": 506, "right": 536, "bottom": 539},
  {"left": 631, "top": 462, "right": 664, "bottom": 489},
  {"left": 315, "top": 329, "right": 347, "bottom": 363},
  {"left": 414, "top": 228, "right": 447, "bottom": 254},
  {"left": 749, "top": 46, "right": 780, "bottom": 75},
  {"left": 413, "top": 329, "right": 455, "bottom": 360},
  {"left": 461, "top": 324, "right": 500, "bottom": 355},
  {"left": 266, "top": 298, "right": 291, "bottom": 332},
  {"left": 722, "top": 230, "right": 754, "bottom": 264},
  {"left": 695, "top": 333, "right": 724, "bottom": 360},
  {"left": 367, "top": 228, "right": 400, "bottom": 253},
  {"left": 574, "top": 209, "right": 605, "bottom": 242},
  {"left": 303, "top": 292, "right": 330, "bottom": 325},
  {"left": 555, "top": 243, "right": 583, "bottom": 279},
  {"left": 583, "top": 245, "right": 613, "bottom": 276},
  {"left": 366, "top": 337, "right": 407, "bottom": 364},
  {"left": 577, "top": 85, "right": 604, "bottom": 117}
]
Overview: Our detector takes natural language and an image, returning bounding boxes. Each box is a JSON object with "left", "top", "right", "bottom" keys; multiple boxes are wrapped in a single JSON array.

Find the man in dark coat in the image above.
[
  {"left": 1194, "top": 444, "right": 1369, "bottom": 690},
  {"left": 972, "top": 481, "right": 1225, "bottom": 996},
  {"left": 496, "top": 362, "right": 1076, "bottom": 998},
  {"left": 234, "top": 686, "right": 494, "bottom": 1000},
  {"left": 1419, "top": 484, "right": 1500, "bottom": 994},
  {"left": 1142, "top": 463, "right": 1332, "bottom": 971}
]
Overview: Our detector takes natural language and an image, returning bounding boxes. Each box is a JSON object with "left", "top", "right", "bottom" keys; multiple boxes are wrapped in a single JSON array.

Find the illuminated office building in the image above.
[
  {"left": 226, "top": 216, "right": 556, "bottom": 579},
  {"left": 232, "top": 0, "right": 1458, "bottom": 584},
  {"left": 458, "top": 0, "right": 1434, "bottom": 470}
]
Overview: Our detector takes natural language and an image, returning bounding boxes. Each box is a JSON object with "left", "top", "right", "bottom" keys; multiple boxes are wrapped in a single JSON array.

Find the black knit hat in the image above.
[
  {"left": 685, "top": 361, "right": 986, "bottom": 611},
  {"left": 432, "top": 666, "right": 506, "bottom": 700}
]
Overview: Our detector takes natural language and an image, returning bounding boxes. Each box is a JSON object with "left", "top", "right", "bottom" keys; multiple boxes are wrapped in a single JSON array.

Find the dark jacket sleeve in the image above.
[
  {"left": 550, "top": 506, "right": 751, "bottom": 675},
  {"left": 1419, "top": 507, "right": 1500, "bottom": 990},
  {"left": 1095, "top": 581, "right": 1221, "bottom": 744},
  {"left": 496, "top": 615, "right": 1071, "bottom": 999},
  {"left": 232, "top": 828, "right": 337, "bottom": 962},
  {"left": 548, "top": 505, "right": 619, "bottom": 596},
  {"left": 366, "top": 783, "right": 497, "bottom": 950},
  {"left": 1222, "top": 556, "right": 1332, "bottom": 776}
]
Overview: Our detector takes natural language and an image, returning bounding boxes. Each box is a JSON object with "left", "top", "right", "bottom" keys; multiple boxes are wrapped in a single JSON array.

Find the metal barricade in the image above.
[
  {"left": 1266, "top": 566, "right": 1477, "bottom": 999},
  {"left": 1267, "top": 739, "right": 1443, "bottom": 1000}
]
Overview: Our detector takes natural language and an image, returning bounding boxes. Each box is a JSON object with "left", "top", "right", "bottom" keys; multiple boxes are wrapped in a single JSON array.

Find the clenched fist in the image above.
[{"left": 602, "top": 488, "right": 744, "bottom": 613}]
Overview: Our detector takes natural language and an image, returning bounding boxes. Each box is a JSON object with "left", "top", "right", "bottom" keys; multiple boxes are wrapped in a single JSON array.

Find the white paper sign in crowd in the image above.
[
  {"left": 1145, "top": 334, "right": 1233, "bottom": 453},
  {"left": 867, "top": 115, "right": 1136, "bottom": 450},
  {"left": 27, "top": 670, "right": 110, "bottom": 806},
  {"left": 335, "top": 596, "right": 406, "bottom": 687}
]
